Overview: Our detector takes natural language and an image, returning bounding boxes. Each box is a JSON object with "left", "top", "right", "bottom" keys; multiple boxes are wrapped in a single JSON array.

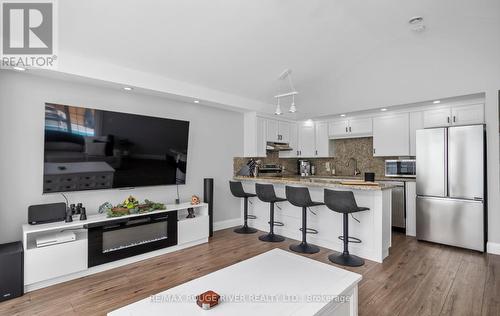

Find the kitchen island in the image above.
[{"left": 234, "top": 176, "right": 395, "bottom": 263}]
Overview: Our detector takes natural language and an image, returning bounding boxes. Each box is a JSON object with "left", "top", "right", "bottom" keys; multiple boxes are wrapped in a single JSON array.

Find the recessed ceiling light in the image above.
[
  {"left": 13, "top": 66, "right": 26, "bottom": 71},
  {"left": 340, "top": 114, "right": 346, "bottom": 117},
  {"left": 409, "top": 16, "right": 425, "bottom": 33},
  {"left": 433, "top": 100, "right": 441, "bottom": 104},
  {"left": 123, "top": 87, "right": 133, "bottom": 91},
  {"left": 193, "top": 100, "right": 200, "bottom": 104},
  {"left": 380, "top": 108, "right": 388, "bottom": 112}
]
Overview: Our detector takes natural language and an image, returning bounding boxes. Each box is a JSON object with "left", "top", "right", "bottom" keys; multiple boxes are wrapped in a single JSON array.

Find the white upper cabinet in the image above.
[
  {"left": 256, "top": 117, "right": 267, "bottom": 157},
  {"left": 265, "top": 119, "right": 279, "bottom": 142},
  {"left": 451, "top": 104, "right": 484, "bottom": 126},
  {"left": 423, "top": 108, "right": 452, "bottom": 128},
  {"left": 409, "top": 111, "right": 424, "bottom": 156},
  {"left": 278, "top": 121, "right": 291, "bottom": 143},
  {"left": 328, "top": 118, "right": 372, "bottom": 139},
  {"left": 349, "top": 118, "right": 373, "bottom": 136},
  {"left": 266, "top": 119, "right": 292, "bottom": 142},
  {"left": 329, "top": 120, "right": 349, "bottom": 138},
  {"left": 280, "top": 122, "right": 298, "bottom": 158},
  {"left": 314, "top": 122, "right": 330, "bottom": 157},
  {"left": 297, "top": 122, "right": 316, "bottom": 157},
  {"left": 423, "top": 103, "right": 484, "bottom": 128},
  {"left": 373, "top": 113, "right": 410, "bottom": 157}
]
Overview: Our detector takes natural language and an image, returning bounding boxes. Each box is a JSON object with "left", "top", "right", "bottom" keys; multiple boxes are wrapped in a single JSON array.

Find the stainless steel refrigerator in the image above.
[{"left": 416, "top": 125, "right": 486, "bottom": 251}]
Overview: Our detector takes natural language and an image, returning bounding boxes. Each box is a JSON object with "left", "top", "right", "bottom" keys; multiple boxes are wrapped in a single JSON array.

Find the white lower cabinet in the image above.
[
  {"left": 25, "top": 236, "right": 87, "bottom": 285},
  {"left": 405, "top": 182, "right": 417, "bottom": 237},
  {"left": 373, "top": 113, "right": 410, "bottom": 156},
  {"left": 178, "top": 216, "right": 209, "bottom": 245}
]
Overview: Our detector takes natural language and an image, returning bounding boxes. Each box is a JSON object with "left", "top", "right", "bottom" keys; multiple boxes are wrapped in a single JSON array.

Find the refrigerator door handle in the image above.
[{"left": 444, "top": 128, "right": 448, "bottom": 197}]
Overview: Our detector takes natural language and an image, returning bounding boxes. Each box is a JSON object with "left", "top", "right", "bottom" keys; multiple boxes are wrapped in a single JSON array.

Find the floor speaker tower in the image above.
[
  {"left": 204, "top": 178, "right": 214, "bottom": 237},
  {"left": 0, "top": 241, "right": 23, "bottom": 302}
]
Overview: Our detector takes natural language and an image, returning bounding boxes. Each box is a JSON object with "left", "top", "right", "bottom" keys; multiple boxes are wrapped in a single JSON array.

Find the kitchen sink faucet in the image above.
[{"left": 347, "top": 158, "right": 361, "bottom": 176}]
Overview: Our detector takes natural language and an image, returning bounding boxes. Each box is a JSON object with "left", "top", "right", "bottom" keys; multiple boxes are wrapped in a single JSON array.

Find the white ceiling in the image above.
[{"left": 56, "top": 0, "right": 500, "bottom": 117}]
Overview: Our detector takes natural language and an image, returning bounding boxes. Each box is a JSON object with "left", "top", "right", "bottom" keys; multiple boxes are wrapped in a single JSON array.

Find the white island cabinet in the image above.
[{"left": 235, "top": 177, "right": 393, "bottom": 263}]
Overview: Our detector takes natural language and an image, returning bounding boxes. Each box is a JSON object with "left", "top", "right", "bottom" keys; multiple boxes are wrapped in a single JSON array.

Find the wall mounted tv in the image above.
[{"left": 43, "top": 103, "right": 190, "bottom": 193}]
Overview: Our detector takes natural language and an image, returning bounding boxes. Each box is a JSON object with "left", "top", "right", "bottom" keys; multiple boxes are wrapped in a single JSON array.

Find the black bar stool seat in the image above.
[
  {"left": 229, "top": 181, "right": 257, "bottom": 234},
  {"left": 324, "top": 189, "right": 370, "bottom": 267},
  {"left": 285, "top": 186, "right": 324, "bottom": 254},
  {"left": 255, "top": 183, "right": 286, "bottom": 243}
]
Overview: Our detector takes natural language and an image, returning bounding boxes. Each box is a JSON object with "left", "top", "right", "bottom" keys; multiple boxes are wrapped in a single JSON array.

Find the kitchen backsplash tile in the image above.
[{"left": 234, "top": 137, "right": 397, "bottom": 178}]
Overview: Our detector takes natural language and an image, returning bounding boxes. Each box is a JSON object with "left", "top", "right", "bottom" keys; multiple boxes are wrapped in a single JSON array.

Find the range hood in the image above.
[{"left": 266, "top": 142, "right": 293, "bottom": 151}]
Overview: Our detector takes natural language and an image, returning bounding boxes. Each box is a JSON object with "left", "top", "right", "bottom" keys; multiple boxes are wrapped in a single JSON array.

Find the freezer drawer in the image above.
[{"left": 416, "top": 196, "right": 484, "bottom": 251}]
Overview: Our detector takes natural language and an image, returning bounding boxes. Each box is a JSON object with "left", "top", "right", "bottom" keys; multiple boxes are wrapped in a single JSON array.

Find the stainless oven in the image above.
[{"left": 385, "top": 159, "right": 416, "bottom": 178}]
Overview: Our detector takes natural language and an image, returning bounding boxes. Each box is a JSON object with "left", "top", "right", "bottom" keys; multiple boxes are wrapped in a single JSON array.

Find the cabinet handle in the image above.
[
  {"left": 315, "top": 150, "right": 318, "bottom": 156},
  {"left": 373, "top": 148, "right": 376, "bottom": 154},
  {"left": 349, "top": 126, "right": 352, "bottom": 133},
  {"left": 346, "top": 127, "right": 348, "bottom": 133},
  {"left": 447, "top": 116, "right": 450, "bottom": 124},
  {"left": 453, "top": 116, "right": 456, "bottom": 123}
]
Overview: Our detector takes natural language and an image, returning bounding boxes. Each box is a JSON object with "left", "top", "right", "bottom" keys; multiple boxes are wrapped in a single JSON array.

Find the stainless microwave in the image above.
[{"left": 385, "top": 159, "right": 416, "bottom": 178}]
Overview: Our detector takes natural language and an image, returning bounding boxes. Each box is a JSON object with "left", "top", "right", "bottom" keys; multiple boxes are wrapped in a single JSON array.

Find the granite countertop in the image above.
[
  {"left": 306, "top": 175, "right": 416, "bottom": 182},
  {"left": 233, "top": 175, "right": 399, "bottom": 191}
]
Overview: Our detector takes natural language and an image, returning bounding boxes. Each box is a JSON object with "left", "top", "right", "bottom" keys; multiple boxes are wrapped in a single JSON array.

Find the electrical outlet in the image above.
[{"left": 325, "top": 162, "right": 331, "bottom": 172}]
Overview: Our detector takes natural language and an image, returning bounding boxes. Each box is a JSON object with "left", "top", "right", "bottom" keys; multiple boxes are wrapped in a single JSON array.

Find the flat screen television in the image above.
[{"left": 43, "top": 103, "right": 190, "bottom": 193}]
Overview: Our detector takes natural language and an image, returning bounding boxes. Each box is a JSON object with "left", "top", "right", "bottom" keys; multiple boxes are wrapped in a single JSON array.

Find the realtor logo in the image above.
[{"left": 1, "top": 0, "right": 57, "bottom": 69}]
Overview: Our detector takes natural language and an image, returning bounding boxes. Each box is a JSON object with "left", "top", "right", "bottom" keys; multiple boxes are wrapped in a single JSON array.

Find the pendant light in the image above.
[
  {"left": 275, "top": 97, "right": 282, "bottom": 115},
  {"left": 289, "top": 95, "right": 297, "bottom": 113},
  {"left": 274, "top": 69, "right": 299, "bottom": 115}
]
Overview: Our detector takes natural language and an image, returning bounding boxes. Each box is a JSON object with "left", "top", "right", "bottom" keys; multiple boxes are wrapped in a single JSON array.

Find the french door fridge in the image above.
[{"left": 416, "top": 125, "right": 485, "bottom": 251}]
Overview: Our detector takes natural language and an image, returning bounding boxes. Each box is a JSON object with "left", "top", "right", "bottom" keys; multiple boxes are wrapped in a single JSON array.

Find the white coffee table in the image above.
[{"left": 109, "top": 249, "right": 361, "bottom": 316}]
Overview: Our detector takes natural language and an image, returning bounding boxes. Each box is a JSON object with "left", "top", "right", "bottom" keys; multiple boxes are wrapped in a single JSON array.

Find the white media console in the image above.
[{"left": 22, "top": 202, "right": 209, "bottom": 292}]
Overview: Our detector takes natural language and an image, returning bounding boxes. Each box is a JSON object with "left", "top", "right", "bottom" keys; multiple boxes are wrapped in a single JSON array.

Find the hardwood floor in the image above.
[{"left": 1, "top": 228, "right": 499, "bottom": 316}]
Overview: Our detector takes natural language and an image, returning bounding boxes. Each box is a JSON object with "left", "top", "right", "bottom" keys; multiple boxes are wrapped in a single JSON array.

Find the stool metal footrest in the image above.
[
  {"left": 247, "top": 215, "right": 257, "bottom": 220},
  {"left": 300, "top": 228, "right": 319, "bottom": 235},
  {"left": 268, "top": 221, "right": 284, "bottom": 227},
  {"left": 338, "top": 236, "right": 362, "bottom": 243}
]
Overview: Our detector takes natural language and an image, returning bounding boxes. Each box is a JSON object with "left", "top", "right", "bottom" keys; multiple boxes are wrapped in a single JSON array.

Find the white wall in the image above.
[{"left": 0, "top": 71, "right": 243, "bottom": 243}]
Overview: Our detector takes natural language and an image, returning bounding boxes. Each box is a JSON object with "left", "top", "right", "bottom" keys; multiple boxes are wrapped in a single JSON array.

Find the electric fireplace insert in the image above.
[{"left": 86, "top": 211, "right": 178, "bottom": 267}]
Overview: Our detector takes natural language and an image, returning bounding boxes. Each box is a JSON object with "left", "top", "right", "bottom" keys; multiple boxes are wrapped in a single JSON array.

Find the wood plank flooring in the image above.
[{"left": 1, "top": 228, "right": 499, "bottom": 316}]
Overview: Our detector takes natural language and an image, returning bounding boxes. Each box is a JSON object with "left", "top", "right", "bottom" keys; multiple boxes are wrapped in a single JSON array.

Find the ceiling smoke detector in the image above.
[{"left": 409, "top": 16, "right": 425, "bottom": 32}]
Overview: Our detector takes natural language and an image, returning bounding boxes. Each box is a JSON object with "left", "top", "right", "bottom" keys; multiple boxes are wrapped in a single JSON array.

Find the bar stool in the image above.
[
  {"left": 285, "top": 186, "right": 324, "bottom": 254},
  {"left": 324, "top": 189, "right": 369, "bottom": 267},
  {"left": 229, "top": 181, "right": 257, "bottom": 234},
  {"left": 255, "top": 183, "right": 286, "bottom": 242}
]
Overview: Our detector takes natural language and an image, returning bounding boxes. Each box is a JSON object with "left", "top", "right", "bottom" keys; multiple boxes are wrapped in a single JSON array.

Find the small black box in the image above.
[
  {"left": 0, "top": 242, "right": 23, "bottom": 302},
  {"left": 28, "top": 202, "right": 66, "bottom": 225}
]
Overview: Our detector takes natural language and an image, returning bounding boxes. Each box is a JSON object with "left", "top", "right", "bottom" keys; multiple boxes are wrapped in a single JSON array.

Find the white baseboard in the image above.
[
  {"left": 213, "top": 218, "right": 241, "bottom": 231},
  {"left": 487, "top": 242, "right": 500, "bottom": 255}
]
